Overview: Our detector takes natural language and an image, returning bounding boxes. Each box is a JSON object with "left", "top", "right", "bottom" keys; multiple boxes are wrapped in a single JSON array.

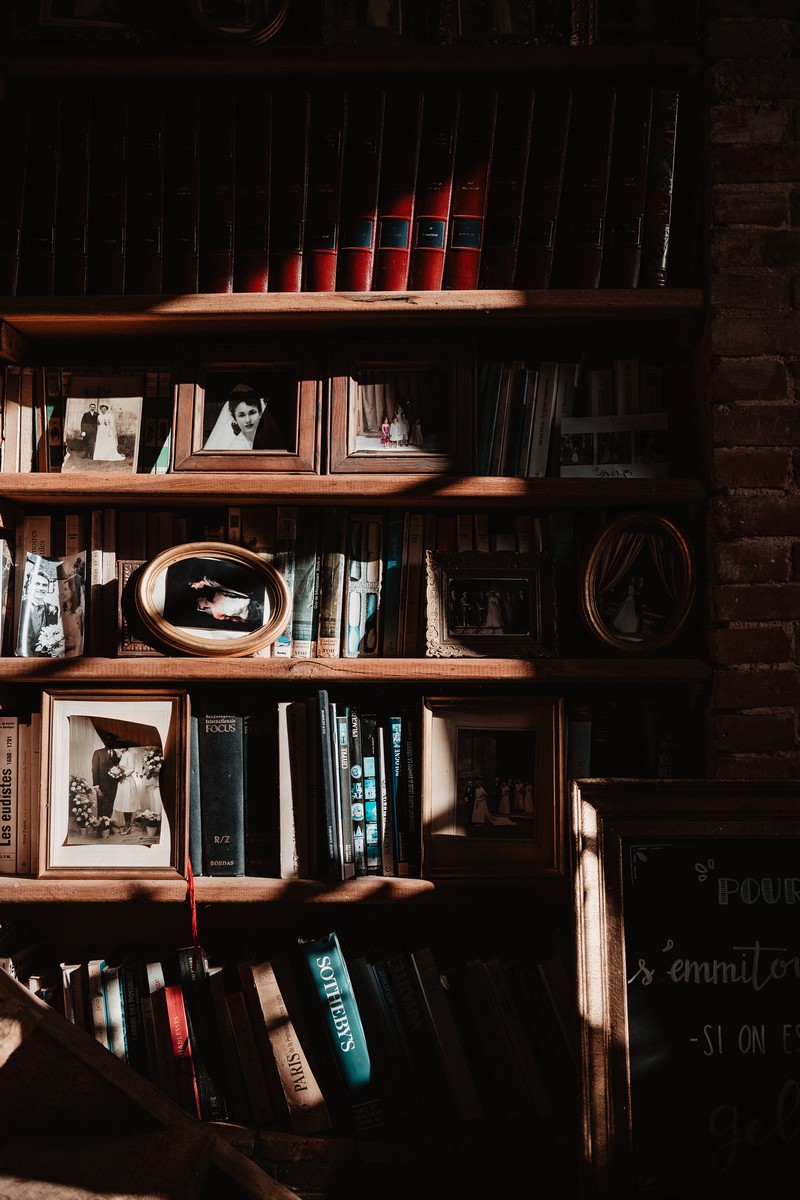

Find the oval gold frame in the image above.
[
  {"left": 134, "top": 541, "right": 292, "bottom": 658},
  {"left": 183, "top": 0, "right": 289, "bottom": 43},
  {"left": 580, "top": 513, "right": 696, "bottom": 655}
]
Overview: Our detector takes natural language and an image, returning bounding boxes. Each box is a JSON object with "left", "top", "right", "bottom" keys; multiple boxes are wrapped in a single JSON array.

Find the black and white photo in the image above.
[{"left": 61, "top": 384, "right": 143, "bottom": 475}]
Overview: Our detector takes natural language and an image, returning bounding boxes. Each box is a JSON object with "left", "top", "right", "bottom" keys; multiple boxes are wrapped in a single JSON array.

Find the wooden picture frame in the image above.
[
  {"left": 425, "top": 549, "right": 557, "bottom": 658},
  {"left": 39, "top": 688, "right": 188, "bottom": 878},
  {"left": 321, "top": 0, "right": 409, "bottom": 43},
  {"left": 422, "top": 695, "right": 564, "bottom": 878},
  {"left": 182, "top": 0, "right": 290, "bottom": 42},
  {"left": 328, "top": 340, "right": 474, "bottom": 474},
  {"left": 134, "top": 541, "right": 292, "bottom": 658},
  {"left": 572, "top": 780, "right": 800, "bottom": 1198},
  {"left": 171, "top": 343, "right": 320, "bottom": 473},
  {"left": 580, "top": 511, "right": 695, "bottom": 654}
]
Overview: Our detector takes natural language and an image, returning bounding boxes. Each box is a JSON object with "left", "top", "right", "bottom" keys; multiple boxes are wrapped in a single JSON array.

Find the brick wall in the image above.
[{"left": 706, "top": 2, "right": 800, "bottom": 778}]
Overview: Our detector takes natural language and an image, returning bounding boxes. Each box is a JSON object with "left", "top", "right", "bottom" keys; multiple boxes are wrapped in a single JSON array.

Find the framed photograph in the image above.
[
  {"left": 329, "top": 340, "right": 474, "bottom": 474},
  {"left": 171, "top": 344, "right": 320, "bottom": 473},
  {"left": 39, "top": 688, "right": 188, "bottom": 878},
  {"left": 16, "top": 550, "right": 87, "bottom": 659},
  {"left": 321, "top": 0, "right": 409, "bottom": 43},
  {"left": 425, "top": 550, "right": 557, "bottom": 658},
  {"left": 38, "top": 0, "right": 131, "bottom": 29},
  {"left": 422, "top": 695, "right": 565, "bottom": 878},
  {"left": 60, "top": 374, "right": 143, "bottom": 475},
  {"left": 182, "top": 0, "right": 289, "bottom": 43},
  {"left": 134, "top": 541, "right": 292, "bottom": 657},
  {"left": 580, "top": 512, "right": 695, "bottom": 654}
]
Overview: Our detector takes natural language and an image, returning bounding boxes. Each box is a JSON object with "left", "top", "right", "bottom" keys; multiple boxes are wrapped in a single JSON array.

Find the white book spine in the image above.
[{"left": 0, "top": 716, "right": 18, "bottom": 874}]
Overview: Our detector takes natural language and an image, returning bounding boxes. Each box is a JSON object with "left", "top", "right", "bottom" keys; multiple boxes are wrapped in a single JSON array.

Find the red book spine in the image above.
[
  {"left": 125, "top": 90, "right": 165, "bottom": 295},
  {"left": 600, "top": 85, "right": 654, "bottom": 288},
  {"left": 199, "top": 90, "right": 236, "bottom": 294},
  {"left": 0, "top": 90, "right": 31, "bottom": 296},
  {"left": 442, "top": 86, "right": 497, "bottom": 290},
  {"left": 551, "top": 84, "right": 616, "bottom": 289},
  {"left": 163, "top": 92, "right": 200, "bottom": 296},
  {"left": 18, "top": 89, "right": 61, "bottom": 297},
  {"left": 372, "top": 88, "right": 424, "bottom": 292},
  {"left": 336, "top": 87, "right": 386, "bottom": 293},
  {"left": 514, "top": 86, "right": 573, "bottom": 290},
  {"left": 87, "top": 91, "right": 128, "bottom": 295},
  {"left": 478, "top": 85, "right": 535, "bottom": 290},
  {"left": 233, "top": 87, "right": 271, "bottom": 294},
  {"left": 53, "top": 89, "right": 91, "bottom": 295},
  {"left": 160, "top": 984, "right": 202, "bottom": 1119},
  {"left": 303, "top": 88, "right": 347, "bottom": 292},
  {"left": 640, "top": 89, "right": 680, "bottom": 288},
  {"left": 408, "top": 87, "right": 461, "bottom": 291},
  {"left": 268, "top": 88, "right": 311, "bottom": 293}
]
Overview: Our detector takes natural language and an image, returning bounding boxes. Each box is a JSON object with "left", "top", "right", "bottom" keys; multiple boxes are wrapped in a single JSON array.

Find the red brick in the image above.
[
  {"left": 714, "top": 539, "right": 792, "bottom": 582},
  {"left": 711, "top": 61, "right": 800, "bottom": 101},
  {"left": 712, "top": 185, "right": 787, "bottom": 225},
  {"left": 712, "top": 230, "right": 800, "bottom": 270},
  {"left": 710, "top": 275, "right": 790, "bottom": 312},
  {"left": 712, "top": 358, "right": 787, "bottom": 401},
  {"left": 711, "top": 494, "right": 800, "bottom": 538},
  {"left": 714, "top": 755, "right": 800, "bottom": 780},
  {"left": 711, "top": 447, "right": 791, "bottom": 488},
  {"left": 793, "top": 539, "right": 800, "bottom": 579},
  {"left": 711, "top": 147, "right": 800, "bottom": 185},
  {"left": 709, "top": 1, "right": 798, "bottom": 15},
  {"left": 710, "top": 317, "right": 800, "bottom": 355},
  {"left": 713, "top": 667, "right": 800, "bottom": 707},
  {"left": 712, "top": 712, "right": 796, "bottom": 752},
  {"left": 791, "top": 187, "right": 800, "bottom": 225},
  {"left": 712, "top": 582, "right": 800, "bottom": 620},
  {"left": 709, "top": 626, "right": 792, "bottom": 664},
  {"left": 708, "top": 19, "right": 792, "bottom": 60},
  {"left": 711, "top": 404, "right": 800, "bottom": 446},
  {"left": 710, "top": 103, "right": 788, "bottom": 145}
]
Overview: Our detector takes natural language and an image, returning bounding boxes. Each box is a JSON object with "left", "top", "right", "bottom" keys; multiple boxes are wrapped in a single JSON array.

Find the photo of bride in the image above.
[{"left": 61, "top": 383, "right": 143, "bottom": 475}]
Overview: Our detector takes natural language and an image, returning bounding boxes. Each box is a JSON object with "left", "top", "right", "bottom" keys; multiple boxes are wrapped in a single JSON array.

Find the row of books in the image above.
[
  {"left": 4, "top": 931, "right": 578, "bottom": 1133},
  {"left": 477, "top": 355, "right": 676, "bottom": 480},
  {"left": 0, "top": 78, "right": 690, "bottom": 297}
]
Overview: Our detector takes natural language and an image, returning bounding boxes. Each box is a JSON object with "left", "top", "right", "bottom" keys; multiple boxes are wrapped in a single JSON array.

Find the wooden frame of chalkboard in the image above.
[{"left": 572, "top": 779, "right": 800, "bottom": 1200}]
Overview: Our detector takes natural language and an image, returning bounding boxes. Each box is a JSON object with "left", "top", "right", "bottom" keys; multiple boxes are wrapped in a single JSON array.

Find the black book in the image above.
[{"left": 197, "top": 709, "right": 245, "bottom": 876}]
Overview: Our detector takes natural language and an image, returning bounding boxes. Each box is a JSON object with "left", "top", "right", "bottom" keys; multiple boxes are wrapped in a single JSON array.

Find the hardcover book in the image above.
[
  {"left": 479, "top": 85, "right": 535, "bottom": 289},
  {"left": 268, "top": 88, "right": 311, "bottom": 293},
  {"left": 0, "top": 715, "right": 19, "bottom": 875},
  {"left": 342, "top": 512, "right": 383, "bottom": 659},
  {"left": 125, "top": 90, "right": 165, "bottom": 295},
  {"left": 53, "top": 88, "right": 92, "bottom": 296},
  {"left": 18, "top": 88, "right": 61, "bottom": 297},
  {"left": 233, "top": 87, "right": 272, "bottom": 293},
  {"left": 640, "top": 89, "right": 681, "bottom": 288},
  {"left": 600, "top": 85, "right": 654, "bottom": 288},
  {"left": 336, "top": 87, "right": 386, "bottom": 292},
  {"left": 408, "top": 87, "right": 461, "bottom": 291},
  {"left": 199, "top": 89, "right": 236, "bottom": 294},
  {"left": 316, "top": 506, "right": 348, "bottom": 658},
  {"left": 197, "top": 709, "right": 245, "bottom": 876},
  {"left": 303, "top": 87, "right": 348, "bottom": 292},
  {"left": 514, "top": 86, "right": 573, "bottom": 290},
  {"left": 87, "top": 90, "right": 128, "bottom": 295},
  {"left": 0, "top": 88, "right": 30, "bottom": 295},
  {"left": 372, "top": 87, "right": 424, "bottom": 291},
  {"left": 442, "top": 86, "right": 497, "bottom": 290},
  {"left": 163, "top": 92, "right": 200, "bottom": 295}
]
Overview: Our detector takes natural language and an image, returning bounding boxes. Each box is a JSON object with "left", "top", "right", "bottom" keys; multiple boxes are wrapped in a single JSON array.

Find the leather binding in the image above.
[
  {"left": 514, "top": 86, "right": 573, "bottom": 290},
  {"left": 303, "top": 87, "right": 348, "bottom": 292},
  {"left": 199, "top": 89, "right": 236, "bottom": 294},
  {"left": 233, "top": 87, "right": 272, "bottom": 294},
  {"left": 442, "top": 85, "right": 498, "bottom": 290},
  {"left": 372, "top": 87, "right": 424, "bottom": 292},
  {"left": 640, "top": 88, "right": 680, "bottom": 288},
  {"left": 551, "top": 84, "right": 616, "bottom": 289},
  {"left": 268, "top": 88, "right": 311, "bottom": 293},
  {"left": 18, "top": 88, "right": 62, "bottom": 297},
  {"left": 87, "top": 90, "right": 128, "bottom": 295},
  {"left": 125, "top": 90, "right": 165, "bottom": 295},
  {"left": 336, "top": 87, "right": 386, "bottom": 292},
  {"left": 0, "top": 88, "right": 30, "bottom": 296},
  {"left": 53, "top": 88, "right": 91, "bottom": 295},
  {"left": 478, "top": 85, "right": 535, "bottom": 290},
  {"left": 163, "top": 91, "right": 200, "bottom": 295},
  {"left": 600, "top": 85, "right": 654, "bottom": 288},
  {"left": 408, "top": 86, "right": 461, "bottom": 291}
]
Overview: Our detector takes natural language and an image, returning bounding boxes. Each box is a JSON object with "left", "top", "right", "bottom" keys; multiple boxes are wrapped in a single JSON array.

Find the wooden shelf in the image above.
[
  {"left": 0, "top": 288, "right": 705, "bottom": 345},
  {"left": 0, "top": 656, "right": 711, "bottom": 686},
  {"left": 0, "top": 874, "right": 436, "bottom": 904},
  {"left": 0, "top": 471, "right": 705, "bottom": 508}
]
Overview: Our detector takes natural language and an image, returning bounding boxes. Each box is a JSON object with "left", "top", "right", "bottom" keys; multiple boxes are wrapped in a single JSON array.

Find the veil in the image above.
[{"left": 203, "top": 401, "right": 241, "bottom": 451}]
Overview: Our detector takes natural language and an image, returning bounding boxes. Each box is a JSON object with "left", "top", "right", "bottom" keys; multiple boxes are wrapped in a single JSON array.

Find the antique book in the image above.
[
  {"left": 640, "top": 88, "right": 681, "bottom": 287},
  {"left": 196, "top": 709, "right": 245, "bottom": 877},
  {"left": 336, "top": 87, "right": 386, "bottom": 291},
  {"left": 333, "top": 705, "right": 356, "bottom": 881},
  {"left": 272, "top": 505, "right": 297, "bottom": 658},
  {"left": 243, "top": 710, "right": 278, "bottom": 878},
  {"left": 268, "top": 88, "right": 311, "bottom": 293},
  {"left": 479, "top": 85, "right": 535, "bottom": 288},
  {"left": 525, "top": 360, "right": 561, "bottom": 478},
  {"left": 199, "top": 89, "right": 236, "bottom": 294},
  {"left": 125, "top": 90, "right": 165, "bottom": 295},
  {"left": 408, "top": 86, "right": 461, "bottom": 291},
  {"left": 277, "top": 699, "right": 308, "bottom": 880},
  {"left": 163, "top": 91, "right": 200, "bottom": 295},
  {"left": 347, "top": 704, "right": 367, "bottom": 877},
  {"left": 15, "top": 719, "right": 31, "bottom": 877},
  {"left": 291, "top": 505, "right": 320, "bottom": 658},
  {"left": 207, "top": 964, "right": 252, "bottom": 1124},
  {"left": 372, "top": 87, "right": 424, "bottom": 291},
  {"left": 0, "top": 715, "right": 19, "bottom": 875},
  {"left": 18, "top": 88, "right": 61, "bottom": 297},
  {"left": 316, "top": 506, "right": 348, "bottom": 658},
  {"left": 303, "top": 87, "right": 347, "bottom": 292},
  {"left": 600, "top": 85, "right": 654, "bottom": 288},
  {"left": 315, "top": 688, "right": 340, "bottom": 882},
  {"left": 151, "top": 983, "right": 202, "bottom": 1118},
  {"left": 53, "top": 88, "right": 91, "bottom": 295},
  {"left": 514, "top": 86, "right": 573, "bottom": 289},
  {"left": 87, "top": 90, "right": 128, "bottom": 295},
  {"left": 442, "top": 86, "right": 497, "bottom": 290},
  {"left": 233, "top": 86, "right": 271, "bottom": 293},
  {"left": 0, "top": 88, "right": 30, "bottom": 295},
  {"left": 170, "top": 946, "right": 229, "bottom": 1122},
  {"left": 100, "top": 962, "right": 128, "bottom": 1064},
  {"left": 342, "top": 512, "right": 383, "bottom": 659}
]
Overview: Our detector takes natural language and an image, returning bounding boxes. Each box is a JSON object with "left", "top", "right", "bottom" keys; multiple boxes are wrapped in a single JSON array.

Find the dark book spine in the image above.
[
  {"left": 514, "top": 86, "right": 573, "bottom": 290},
  {"left": 125, "top": 90, "right": 165, "bottom": 296},
  {"left": 640, "top": 88, "right": 681, "bottom": 288},
  {"left": 372, "top": 87, "right": 424, "bottom": 292},
  {"left": 199, "top": 89, "right": 236, "bottom": 294},
  {"left": 401, "top": 710, "right": 420, "bottom": 878},
  {"left": 600, "top": 85, "right": 654, "bottom": 288},
  {"left": 336, "top": 87, "right": 385, "bottom": 292},
  {"left": 198, "top": 711, "right": 245, "bottom": 876},
  {"left": 0, "top": 87, "right": 30, "bottom": 296},
  {"left": 172, "top": 946, "right": 229, "bottom": 1122},
  {"left": 303, "top": 88, "right": 347, "bottom": 292},
  {"left": 163, "top": 92, "right": 200, "bottom": 295},
  {"left": 268, "top": 88, "right": 311, "bottom": 293},
  {"left": 359, "top": 713, "right": 382, "bottom": 876},
  {"left": 120, "top": 964, "right": 150, "bottom": 1079},
  {"left": 233, "top": 87, "right": 271, "bottom": 294},
  {"left": 335, "top": 709, "right": 356, "bottom": 880},
  {"left": 54, "top": 88, "right": 91, "bottom": 296},
  {"left": 87, "top": 91, "right": 128, "bottom": 295},
  {"left": 316, "top": 688, "right": 340, "bottom": 881},
  {"left": 244, "top": 711, "right": 278, "bottom": 877},
  {"left": 385, "top": 714, "right": 409, "bottom": 876},
  {"left": 479, "top": 85, "right": 535, "bottom": 289},
  {"left": 347, "top": 705, "right": 367, "bottom": 877},
  {"left": 442, "top": 86, "right": 497, "bottom": 291},
  {"left": 188, "top": 713, "right": 203, "bottom": 876},
  {"left": 18, "top": 88, "right": 61, "bottom": 297},
  {"left": 408, "top": 87, "right": 461, "bottom": 291}
]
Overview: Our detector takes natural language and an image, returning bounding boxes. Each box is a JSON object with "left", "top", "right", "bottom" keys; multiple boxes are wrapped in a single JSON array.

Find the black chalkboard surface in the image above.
[{"left": 572, "top": 781, "right": 800, "bottom": 1200}]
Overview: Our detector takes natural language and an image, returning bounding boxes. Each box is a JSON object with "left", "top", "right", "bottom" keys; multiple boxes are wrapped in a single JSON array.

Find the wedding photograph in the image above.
[{"left": 61, "top": 390, "right": 143, "bottom": 475}]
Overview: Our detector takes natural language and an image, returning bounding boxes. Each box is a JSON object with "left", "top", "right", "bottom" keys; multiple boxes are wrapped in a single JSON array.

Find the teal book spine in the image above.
[{"left": 297, "top": 931, "right": 384, "bottom": 1132}]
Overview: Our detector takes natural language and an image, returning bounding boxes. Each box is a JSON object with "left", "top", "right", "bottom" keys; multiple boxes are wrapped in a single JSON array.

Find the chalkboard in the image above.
[{"left": 573, "top": 781, "right": 800, "bottom": 1200}]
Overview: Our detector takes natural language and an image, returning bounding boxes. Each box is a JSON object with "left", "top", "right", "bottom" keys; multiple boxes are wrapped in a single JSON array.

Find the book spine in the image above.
[
  {"left": 336, "top": 87, "right": 386, "bottom": 292},
  {"left": 125, "top": 89, "right": 165, "bottom": 296},
  {"left": 101, "top": 963, "right": 128, "bottom": 1063},
  {"left": 347, "top": 706, "right": 367, "bottom": 877},
  {"left": 277, "top": 700, "right": 308, "bottom": 880},
  {"left": 199, "top": 89, "right": 236, "bottom": 294},
  {"left": 316, "top": 689, "right": 340, "bottom": 882},
  {"left": 290, "top": 506, "right": 320, "bottom": 658},
  {"left": 335, "top": 710, "right": 356, "bottom": 880},
  {"left": 385, "top": 715, "right": 409, "bottom": 877},
  {"left": 526, "top": 361, "right": 560, "bottom": 477},
  {"left": 163, "top": 92, "right": 200, "bottom": 295},
  {"left": 0, "top": 88, "right": 30, "bottom": 296},
  {"left": 359, "top": 713, "right": 382, "bottom": 876},
  {"left": 272, "top": 505, "right": 297, "bottom": 658},
  {"left": 233, "top": 86, "right": 271, "bottom": 294},
  {"left": 296, "top": 931, "right": 384, "bottom": 1132},
  {"left": 600, "top": 85, "right": 653, "bottom": 288},
  {"left": 408, "top": 87, "right": 461, "bottom": 291},
  {"left": 159, "top": 983, "right": 202, "bottom": 1118},
  {"left": 224, "top": 984, "right": 276, "bottom": 1125},
  {"left": 400, "top": 512, "right": 425, "bottom": 655},
  {"left": 173, "top": 946, "right": 229, "bottom": 1121},
  {"left": 552, "top": 84, "right": 616, "bottom": 289},
  {"left": 15, "top": 721, "right": 30, "bottom": 876},
  {"left": 87, "top": 959, "right": 110, "bottom": 1051},
  {"left": 197, "top": 711, "right": 245, "bottom": 877},
  {"left": 303, "top": 88, "right": 347, "bottom": 292},
  {"left": 54, "top": 88, "right": 91, "bottom": 296},
  {"left": 343, "top": 512, "right": 383, "bottom": 659},
  {"left": 316, "top": 506, "right": 348, "bottom": 658},
  {"left": 479, "top": 85, "right": 535, "bottom": 289},
  {"left": 268, "top": 88, "right": 311, "bottom": 293},
  {"left": 515, "top": 86, "right": 573, "bottom": 290},
  {"left": 377, "top": 722, "right": 395, "bottom": 876},
  {"left": 18, "top": 89, "right": 61, "bottom": 297},
  {"left": 207, "top": 965, "right": 253, "bottom": 1125},
  {"left": 442, "top": 86, "right": 497, "bottom": 290},
  {"left": 120, "top": 964, "right": 149, "bottom": 1078},
  {"left": 244, "top": 711, "right": 278, "bottom": 878},
  {"left": 0, "top": 716, "right": 18, "bottom": 875},
  {"left": 640, "top": 88, "right": 681, "bottom": 288},
  {"left": 372, "top": 88, "right": 424, "bottom": 291},
  {"left": 87, "top": 91, "right": 128, "bottom": 295}
]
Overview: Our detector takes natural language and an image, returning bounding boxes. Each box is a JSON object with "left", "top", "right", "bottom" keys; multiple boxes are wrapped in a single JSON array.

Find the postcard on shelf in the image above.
[
  {"left": 60, "top": 375, "right": 144, "bottom": 475},
  {"left": 15, "top": 551, "right": 87, "bottom": 660},
  {"left": 38, "top": 688, "right": 189, "bottom": 879},
  {"left": 559, "top": 412, "right": 669, "bottom": 478}
]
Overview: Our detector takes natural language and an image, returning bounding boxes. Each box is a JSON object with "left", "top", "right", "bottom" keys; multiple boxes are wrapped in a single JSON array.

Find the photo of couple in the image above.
[
  {"left": 16, "top": 551, "right": 86, "bottom": 659},
  {"left": 66, "top": 716, "right": 164, "bottom": 847},
  {"left": 61, "top": 390, "right": 143, "bottom": 475}
]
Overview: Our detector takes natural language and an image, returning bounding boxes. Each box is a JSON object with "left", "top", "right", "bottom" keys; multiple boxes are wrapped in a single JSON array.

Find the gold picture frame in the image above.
[
  {"left": 422, "top": 694, "right": 565, "bottom": 879},
  {"left": 39, "top": 688, "right": 188, "bottom": 879},
  {"left": 134, "top": 542, "right": 292, "bottom": 658}
]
